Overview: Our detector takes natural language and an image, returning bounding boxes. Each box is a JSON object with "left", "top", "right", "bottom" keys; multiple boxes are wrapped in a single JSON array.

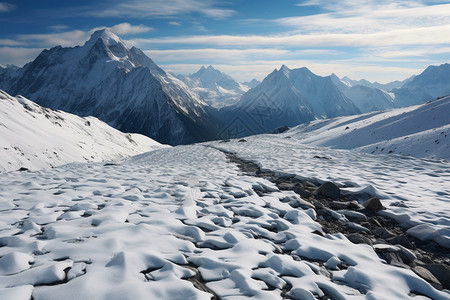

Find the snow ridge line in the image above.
[{"left": 208, "top": 145, "right": 450, "bottom": 290}]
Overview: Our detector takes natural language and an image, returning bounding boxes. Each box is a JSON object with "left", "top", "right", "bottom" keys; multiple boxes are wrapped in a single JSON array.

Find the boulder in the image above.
[
  {"left": 413, "top": 266, "right": 442, "bottom": 290},
  {"left": 347, "top": 233, "right": 373, "bottom": 245},
  {"left": 363, "top": 197, "right": 384, "bottom": 211},
  {"left": 317, "top": 182, "right": 340, "bottom": 200},
  {"left": 423, "top": 264, "right": 450, "bottom": 290}
]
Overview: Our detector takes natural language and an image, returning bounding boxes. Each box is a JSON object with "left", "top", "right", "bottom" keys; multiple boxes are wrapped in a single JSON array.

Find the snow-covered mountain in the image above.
[
  {"left": 0, "top": 29, "right": 220, "bottom": 145},
  {"left": 340, "top": 75, "right": 413, "bottom": 91},
  {"left": 242, "top": 79, "right": 261, "bottom": 89},
  {"left": 393, "top": 63, "right": 450, "bottom": 107},
  {"left": 176, "top": 65, "right": 248, "bottom": 108},
  {"left": 285, "top": 95, "right": 450, "bottom": 160},
  {"left": 0, "top": 90, "right": 167, "bottom": 172},
  {"left": 219, "top": 65, "right": 360, "bottom": 138},
  {"left": 331, "top": 74, "right": 396, "bottom": 113}
]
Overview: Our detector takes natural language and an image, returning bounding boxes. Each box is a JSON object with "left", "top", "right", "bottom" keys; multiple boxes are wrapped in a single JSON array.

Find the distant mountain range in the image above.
[
  {"left": 0, "top": 29, "right": 220, "bottom": 145},
  {"left": 1, "top": 30, "right": 449, "bottom": 143},
  {"left": 176, "top": 65, "right": 249, "bottom": 108},
  {"left": 0, "top": 89, "right": 166, "bottom": 172},
  {"left": 218, "top": 65, "right": 360, "bottom": 138}
]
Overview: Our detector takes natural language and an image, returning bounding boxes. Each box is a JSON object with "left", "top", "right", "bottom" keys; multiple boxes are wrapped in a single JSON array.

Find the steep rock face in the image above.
[
  {"left": 0, "top": 29, "right": 220, "bottom": 145},
  {"left": 177, "top": 65, "right": 248, "bottom": 108},
  {"left": 392, "top": 63, "right": 450, "bottom": 107},
  {"left": 218, "top": 65, "right": 360, "bottom": 138}
]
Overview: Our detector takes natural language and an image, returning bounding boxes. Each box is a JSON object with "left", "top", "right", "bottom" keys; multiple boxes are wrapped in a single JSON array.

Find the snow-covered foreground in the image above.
[
  {"left": 288, "top": 96, "right": 450, "bottom": 160},
  {"left": 0, "top": 90, "right": 167, "bottom": 172},
  {"left": 0, "top": 145, "right": 449, "bottom": 299},
  {"left": 212, "top": 135, "right": 450, "bottom": 249}
]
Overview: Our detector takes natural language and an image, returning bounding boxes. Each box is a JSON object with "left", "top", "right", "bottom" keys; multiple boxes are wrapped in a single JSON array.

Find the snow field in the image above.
[{"left": 0, "top": 145, "right": 448, "bottom": 299}]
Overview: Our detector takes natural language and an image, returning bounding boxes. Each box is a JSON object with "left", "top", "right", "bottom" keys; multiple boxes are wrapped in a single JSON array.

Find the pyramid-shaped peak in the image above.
[{"left": 85, "top": 29, "right": 125, "bottom": 47}]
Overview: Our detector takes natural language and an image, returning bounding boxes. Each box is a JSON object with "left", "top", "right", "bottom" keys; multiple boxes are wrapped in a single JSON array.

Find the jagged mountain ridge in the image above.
[
  {"left": 176, "top": 65, "right": 249, "bottom": 108},
  {"left": 0, "top": 89, "right": 167, "bottom": 172},
  {"left": 392, "top": 63, "right": 450, "bottom": 107},
  {"left": 218, "top": 65, "right": 360, "bottom": 138},
  {"left": 330, "top": 74, "right": 396, "bottom": 113},
  {"left": 0, "top": 29, "right": 220, "bottom": 145}
]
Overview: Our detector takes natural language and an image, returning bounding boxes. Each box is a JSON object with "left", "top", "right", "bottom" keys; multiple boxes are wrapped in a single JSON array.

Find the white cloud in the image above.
[
  {"left": 169, "top": 21, "right": 181, "bottom": 26},
  {"left": 107, "top": 23, "right": 154, "bottom": 35},
  {"left": 92, "top": 0, "right": 235, "bottom": 19},
  {"left": 132, "top": 24, "right": 450, "bottom": 48},
  {"left": 280, "top": 3, "right": 450, "bottom": 34},
  {"left": 144, "top": 48, "right": 339, "bottom": 64},
  {"left": 0, "top": 2, "right": 15, "bottom": 13},
  {"left": 0, "top": 47, "right": 43, "bottom": 67},
  {"left": 0, "top": 39, "right": 24, "bottom": 46}
]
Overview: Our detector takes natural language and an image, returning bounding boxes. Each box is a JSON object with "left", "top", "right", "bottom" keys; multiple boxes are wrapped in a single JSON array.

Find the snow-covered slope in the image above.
[
  {"left": 0, "top": 142, "right": 448, "bottom": 299},
  {"left": 285, "top": 96, "right": 450, "bottom": 160},
  {"left": 219, "top": 65, "right": 360, "bottom": 137},
  {"left": 176, "top": 65, "right": 248, "bottom": 108},
  {"left": 0, "top": 90, "right": 167, "bottom": 172},
  {"left": 393, "top": 63, "right": 450, "bottom": 107},
  {"left": 0, "top": 29, "right": 220, "bottom": 145}
]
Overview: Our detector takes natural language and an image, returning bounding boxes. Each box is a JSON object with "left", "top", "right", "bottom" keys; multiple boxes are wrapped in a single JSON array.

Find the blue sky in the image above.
[{"left": 1, "top": 0, "right": 450, "bottom": 82}]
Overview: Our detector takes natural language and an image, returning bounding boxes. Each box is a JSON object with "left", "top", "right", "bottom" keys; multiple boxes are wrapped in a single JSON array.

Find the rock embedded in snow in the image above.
[
  {"left": 363, "top": 197, "right": 384, "bottom": 211},
  {"left": 413, "top": 266, "right": 442, "bottom": 290},
  {"left": 317, "top": 181, "right": 340, "bottom": 200}
]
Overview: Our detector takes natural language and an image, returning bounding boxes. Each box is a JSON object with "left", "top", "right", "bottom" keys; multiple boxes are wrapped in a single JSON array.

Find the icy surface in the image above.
[
  {"left": 0, "top": 90, "right": 167, "bottom": 172},
  {"left": 0, "top": 145, "right": 448, "bottom": 299}
]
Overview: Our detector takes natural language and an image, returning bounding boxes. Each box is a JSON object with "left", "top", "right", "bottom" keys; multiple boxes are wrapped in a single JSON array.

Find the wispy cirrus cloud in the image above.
[
  {"left": 284, "top": 2, "right": 450, "bottom": 34},
  {"left": 12, "top": 23, "right": 152, "bottom": 48},
  {"left": 91, "top": 0, "right": 235, "bottom": 19},
  {"left": 131, "top": 24, "right": 450, "bottom": 48},
  {"left": 0, "top": 2, "right": 15, "bottom": 13}
]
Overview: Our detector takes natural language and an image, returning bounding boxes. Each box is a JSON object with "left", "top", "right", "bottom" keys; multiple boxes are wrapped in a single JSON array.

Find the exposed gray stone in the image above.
[
  {"left": 386, "top": 235, "right": 413, "bottom": 249},
  {"left": 413, "top": 266, "right": 442, "bottom": 290},
  {"left": 373, "top": 228, "right": 395, "bottom": 239},
  {"left": 317, "top": 181, "right": 340, "bottom": 200},
  {"left": 363, "top": 197, "right": 384, "bottom": 211},
  {"left": 423, "top": 264, "right": 450, "bottom": 290},
  {"left": 347, "top": 233, "right": 373, "bottom": 245}
]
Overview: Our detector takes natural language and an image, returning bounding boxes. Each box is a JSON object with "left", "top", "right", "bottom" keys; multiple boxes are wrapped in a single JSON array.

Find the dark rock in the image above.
[
  {"left": 347, "top": 201, "right": 364, "bottom": 210},
  {"left": 277, "top": 182, "right": 295, "bottom": 190},
  {"left": 413, "top": 266, "right": 442, "bottom": 290},
  {"left": 317, "top": 182, "right": 340, "bottom": 200},
  {"left": 381, "top": 252, "right": 410, "bottom": 269},
  {"left": 238, "top": 139, "right": 247, "bottom": 142},
  {"left": 386, "top": 235, "right": 413, "bottom": 249},
  {"left": 363, "top": 197, "right": 384, "bottom": 211},
  {"left": 18, "top": 167, "right": 29, "bottom": 172},
  {"left": 329, "top": 201, "right": 349, "bottom": 210},
  {"left": 423, "top": 264, "right": 450, "bottom": 290},
  {"left": 373, "top": 228, "right": 395, "bottom": 239},
  {"left": 271, "top": 126, "right": 289, "bottom": 134},
  {"left": 313, "top": 155, "right": 331, "bottom": 160},
  {"left": 347, "top": 233, "right": 373, "bottom": 245}
]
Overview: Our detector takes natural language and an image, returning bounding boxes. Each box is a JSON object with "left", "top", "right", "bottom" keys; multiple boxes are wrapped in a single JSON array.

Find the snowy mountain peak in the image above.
[{"left": 85, "top": 29, "right": 124, "bottom": 47}]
